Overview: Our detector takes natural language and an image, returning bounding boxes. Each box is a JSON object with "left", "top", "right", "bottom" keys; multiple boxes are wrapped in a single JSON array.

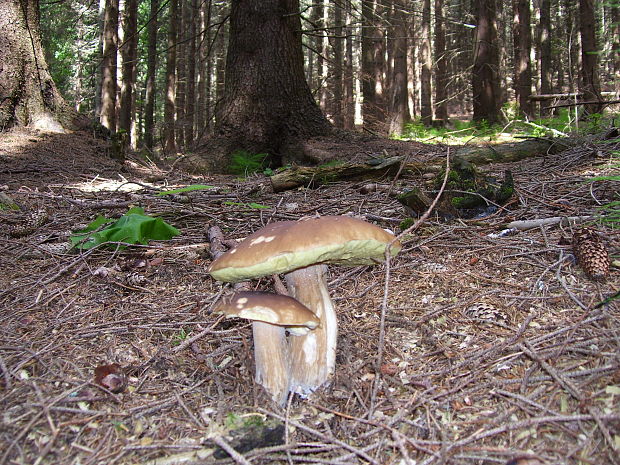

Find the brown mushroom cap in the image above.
[
  {"left": 208, "top": 216, "right": 401, "bottom": 283},
  {"left": 213, "top": 291, "right": 320, "bottom": 329}
]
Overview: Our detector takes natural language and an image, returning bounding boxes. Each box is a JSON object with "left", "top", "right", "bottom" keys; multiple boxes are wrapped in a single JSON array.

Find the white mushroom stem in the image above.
[
  {"left": 285, "top": 264, "right": 337, "bottom": 396},
  {"left": 252, "top": 321, "right": 290, "bottom": 406}
]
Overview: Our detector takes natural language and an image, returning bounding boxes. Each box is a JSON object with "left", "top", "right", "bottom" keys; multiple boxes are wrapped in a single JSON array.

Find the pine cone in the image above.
[
  {"left": 9, "top": 208, "right": 49, "bottom": 237},
  {"left": 572, "top": 227, "right": 610, "bottom": 280},
  {"left": 465, "top": 302, "right": 508, "bottom": 323}
]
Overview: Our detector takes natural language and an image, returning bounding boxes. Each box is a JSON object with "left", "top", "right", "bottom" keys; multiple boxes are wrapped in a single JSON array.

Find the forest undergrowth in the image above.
[{"left": 0, "top": 127, "right": 619, "bottom": 465}]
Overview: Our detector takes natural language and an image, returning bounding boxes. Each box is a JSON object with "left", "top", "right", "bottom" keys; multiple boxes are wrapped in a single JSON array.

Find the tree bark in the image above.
[
  {"left": 472, "top": 0, "right": 502, "bottom": 124},
  {"left": 211, "top": 0, "right": 331, "bottom": 168},
  {"left": 420, "top": 0, "right": 432, "bottom": 126},
  {"left": 538, "top": 0, "right": 552, "bottom": 115},
  {"left": 100, "top": 0, "right": 119, "bottom": 131},
  {"left": 387, "top": 0, "right": 409, "bottom": 136},
  {"left": 175, "top": 0, "right": 186, "bottom": 149},
  {"left": 330, "top": 2, "right": 344, "bottom": 128},
  {"left": 361, "top": 0, "right": 386, "bottom": 133},
  {"left": 119, "top": 0, "right": 138, "bottom": 141},
  {"left": 185, "top": 0, "right": 197, "bottom": 147},
  {"left": 143, "top": 0, "right": 158, "bottom": 150},
  {"left": 512, "top": 0, "right": 532, "bottom": 118},
  {"left": 163, "top": 0, "right": 177, "bottom": 153},
  {"left": 578, "top": 0, "right": 603, "bottom": 115},
  {"left": 0, "top": 0, "right": 68, "bottom": 131},
  {"left": 343, "top": 0, "right": 355, "bottom": 130},
  {"left": 433, "top": 0, "right": 448, "bottom": 124}
]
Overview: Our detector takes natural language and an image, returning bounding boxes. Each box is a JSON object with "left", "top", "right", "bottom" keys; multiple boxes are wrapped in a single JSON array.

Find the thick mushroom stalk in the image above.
[
  {"left": 211, "top": 291, "right": 319, "bottom": 406},
  {"left": 252, "top": 322, "right": 290, "bottom": 406},
  {"left": 285, "top": 264, "right": 337, "bottom": 396}
]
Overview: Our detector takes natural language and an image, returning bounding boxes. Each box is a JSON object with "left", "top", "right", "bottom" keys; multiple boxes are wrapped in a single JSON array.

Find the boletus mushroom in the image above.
[
  {"left": 208, "top": 216, "right": 401, "bottom": 396},
  {"left": 212, "top": 291, "right": 319, "bottom": 405}
]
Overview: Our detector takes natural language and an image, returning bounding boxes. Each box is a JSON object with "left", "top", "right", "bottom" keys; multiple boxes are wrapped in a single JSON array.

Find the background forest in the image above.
[{"left": 40, "top": 0, "right": 620, "bottom": 157}]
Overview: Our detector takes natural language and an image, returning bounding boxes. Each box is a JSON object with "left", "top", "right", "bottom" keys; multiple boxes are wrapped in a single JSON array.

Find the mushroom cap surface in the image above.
[
  {"left": 208, "top": 216, "right": 401, "bottom": 282},
  {"left": 213, "top": 291, "right": 320, "bottom": 329}
]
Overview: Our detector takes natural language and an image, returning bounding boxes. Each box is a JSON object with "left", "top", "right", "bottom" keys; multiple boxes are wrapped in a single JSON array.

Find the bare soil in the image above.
[{"left": 1, "top": 127, "right": 619, "bottom": 465}]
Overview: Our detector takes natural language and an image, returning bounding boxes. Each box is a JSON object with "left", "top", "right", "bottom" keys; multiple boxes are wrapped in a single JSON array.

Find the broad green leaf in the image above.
[{"left": 70, "top": 208, "right": 180, "bottom": 250}]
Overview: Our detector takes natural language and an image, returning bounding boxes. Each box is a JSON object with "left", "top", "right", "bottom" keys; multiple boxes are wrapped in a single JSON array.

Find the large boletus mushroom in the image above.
[
  {"left": 208, "top": 216, "right": 401, "bottom": 396},
  {"left": 213, "top": 291, "right": 319, "bottom": 406}
]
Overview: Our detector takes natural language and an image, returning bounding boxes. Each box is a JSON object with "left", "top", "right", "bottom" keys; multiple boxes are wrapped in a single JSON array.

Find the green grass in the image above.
[{"left": 396, "top": 109, "right": 619, "bottom": 145}]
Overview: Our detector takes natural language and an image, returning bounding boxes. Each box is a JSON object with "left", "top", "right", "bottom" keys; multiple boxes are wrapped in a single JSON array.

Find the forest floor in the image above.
[{"left": 0, "top": 127, "right": 619, "bottom": 465}]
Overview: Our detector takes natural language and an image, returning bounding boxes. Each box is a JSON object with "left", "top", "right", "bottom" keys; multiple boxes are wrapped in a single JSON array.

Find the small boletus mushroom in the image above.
[
  {"left": 212, "top": 291, "right": 319, "bottom": 405},
  {"left": 208, "top": 216, "right": 401, "bottom": 396}
]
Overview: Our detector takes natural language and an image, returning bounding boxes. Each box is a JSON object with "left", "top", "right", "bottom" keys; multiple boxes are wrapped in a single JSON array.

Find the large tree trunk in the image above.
[
  {"left": 211, "top": 0, "right": 331, "bottom": 168},
  {"left": 330, "top": 3, "right": 344, "bottom": 128},
  {"left": 0, "top": 0, "right": 68, "bottom": 132},
  {"left": 472, "top": 0, "right": 502, "bottom": 124}
]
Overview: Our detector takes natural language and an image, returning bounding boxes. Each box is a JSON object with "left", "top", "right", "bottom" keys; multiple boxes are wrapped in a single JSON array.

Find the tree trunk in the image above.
[
  {"left": 175, "top": 0, "right": 186, "bottom": 149},
  {"left": 185, "top": 0, "right": 197, "bottom": 146},
  {"left": 211, "top": 0, "right": 331, "bottom": 168},
  {"left": 119, "top": 0, "right": 138, "bottom": 141},
  {"left": 472, "top": 0, "right": 502, "bottom": 124},
  {"left": 100, "top": 0, "right": 119, "bottom": 131},
  {"left": 387, "top": 0, "right": 409, "bottom": 136},
  {"left": 343, "top": 0, "right": 355, "bottom": 130},
  {"left": 0, "top": 0, "right": 68, "bottom": 131},
  {"left": 330, "top": 2, "right": 344, "bottom": 128},
  {"left": 163, "top": 0, "right": 177, "bottom": 153},
  {"left": 420, "top": 0, "right": 432, "bottom": 126},
  {"left": 613, "top": 3, "right": 620, "bottom": 95},
  {"left": 579, "top": 0, "right": 603, "bottom": 115},
  {"left": 512, "top": 0, "right": 532, "bottom": 117},
  {"left": 538, "top": 0, "right": 552, "bottom": 115},
  {"left": 143, "top": 0, "right": 158, "bottom": 150},
  {"left": 433, "top": 0, "right": 448, "bottom": 124},
  {"left": 361, "top": 0, "right": 386, "bottom": 133}
]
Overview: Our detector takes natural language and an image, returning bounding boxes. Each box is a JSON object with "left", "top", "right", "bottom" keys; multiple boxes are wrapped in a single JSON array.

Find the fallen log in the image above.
[{"left": 270, "top": 138, "right": 574, "bottom": 192}]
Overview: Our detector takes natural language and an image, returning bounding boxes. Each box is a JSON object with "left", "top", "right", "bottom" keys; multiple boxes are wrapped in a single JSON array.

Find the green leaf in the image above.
[
  {"left": 70, "top": 208, "right": 180, "bottom": 250},
  {"left": 156, "top": 184, "right": 215, "bottom": 196}
]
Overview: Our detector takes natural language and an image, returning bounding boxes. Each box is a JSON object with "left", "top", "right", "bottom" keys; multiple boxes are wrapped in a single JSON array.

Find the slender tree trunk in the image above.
[
  {"left": 175, "top": 0, "right": 186, "bottom": 149},
  {"left": 119, "top": 0, "right": 138, "bottom": 141},
  {"left": 538, "top": 0, "right": 552, "bottom": 114},
  {"left": 562, "top": 0, "right": 579, "bottom": 93},
  {"left": 0, "top": 0, "right": 68, "bottom": 131},
  {"left": 185, "top": 0, "right": 197, "bottom": 146},
  {"left": 513, "top": 0, "right": 532, "bottom": 117},
  {"left": 579, "top": 0, "right": 602, "bottom": 115},
  {"left": 434, "top": 0, "right": 448, "bottom": 124},
  {"left": 361, "top": 0, "right": 386, "bottom": 132},
  {"left": 331, "top": 2, "right": 344, "bottom": 128},
  {"left": 388, "top": 0, "right": 409, "bottom": 136},
  {"left": 100, "top": 0, "right": 119, "bottom": 131},
  {"left": 612, "top": 2, "right": 620, "bottom": 95},
  {"left": 163, "top": 0, "right": 178, "bottom": 153},
  {"left": 343, "top": 0, "right": 355, "bottom": 129},
  {"left": 420, "top": 0, "right": 432, "bottom": 126},
  {"left": 144, "top": 0, "right": 158, "bottom": 150},
  {"left": 195, "top": 0, "right": 211, "bottom": 138},
  {"left": 472, "top": 0, "right": 502, "bottom": 124}
]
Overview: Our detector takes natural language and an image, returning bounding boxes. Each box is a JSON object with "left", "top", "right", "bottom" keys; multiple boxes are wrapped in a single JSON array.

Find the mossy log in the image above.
[{"left": 270, "top": 138, "right": 573, "bottom": 192}]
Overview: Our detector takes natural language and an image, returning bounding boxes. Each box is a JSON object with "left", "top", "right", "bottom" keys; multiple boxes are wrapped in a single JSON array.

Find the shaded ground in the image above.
[{"left": 1, "top": 127, "right": 619, "bottom": 465}]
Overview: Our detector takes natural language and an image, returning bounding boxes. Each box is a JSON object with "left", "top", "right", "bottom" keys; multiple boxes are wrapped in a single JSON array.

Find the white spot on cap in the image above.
[
  {"left": 264, "top": 236, "right": 275, "bottom": 243},
  {"left": 229, "top": 248, "right": 237, "bottom": 254},
  {"left": 236, "top": 297, "right": 248, "bottom": 304},
  {"left": 250, "top": 236, "right": 266, "bottom": 245}
]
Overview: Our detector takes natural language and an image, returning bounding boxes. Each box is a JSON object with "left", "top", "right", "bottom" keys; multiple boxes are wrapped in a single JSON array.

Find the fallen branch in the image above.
[{"left": 505, "top": 215, "right": 594, "bottom": 230}]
